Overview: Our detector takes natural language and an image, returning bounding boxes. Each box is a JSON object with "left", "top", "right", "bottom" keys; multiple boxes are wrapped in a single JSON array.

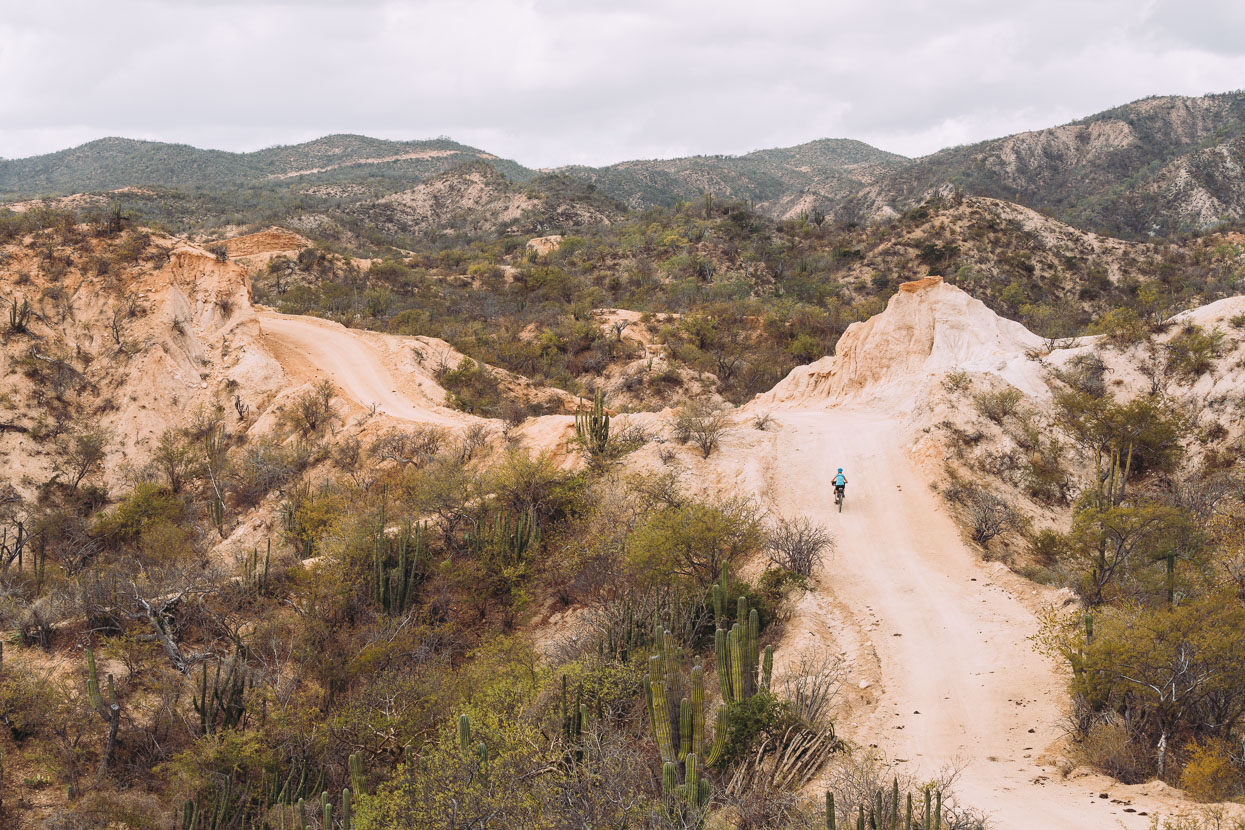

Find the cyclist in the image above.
[{"left": 833, "top": 468, "right": 847, "bottom": 502}]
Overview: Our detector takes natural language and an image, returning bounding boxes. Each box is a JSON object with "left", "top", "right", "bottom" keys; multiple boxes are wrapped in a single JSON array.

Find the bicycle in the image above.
[{"left": 834, "top": 485, "right": 844, "bottom": 512}]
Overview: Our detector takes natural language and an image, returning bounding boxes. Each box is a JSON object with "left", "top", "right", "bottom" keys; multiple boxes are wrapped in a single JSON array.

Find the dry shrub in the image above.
[
  {"left": 766, "top": 515, "right": 834, "bottom": 578},
  {"left": 283, "top": 379, "right": 337, "bottom": 435},
  {"left": 456, "top": 423, "right": 494, "bottom": 462},
  {"left": 973, "top": 386, "right": 1024, "bottom": 424},
  {"left": 778, "top": 649, "right": 844, "bottom": 726},
  {"left": 1179, "top": 739, "right": 1245, "bottom": 802},
  {"left": 370, "top": 425, "right": 447, "bottom": 468},
  {"left": 672, "top": 399, "right": 729, "bottom": 458},
  {"left": 1077, "top": 718, "right": 1152, "bottom": 784},
  {"left": 821, "top": 748, "right": 987, "bottom": 829},
  {"left": 722, "top": 784, "right": 816, "bottom": 830},
  {"left": 944, "top": 474, "right": 1021, "bottom": 546},
  {"left": 233, "top": 437, "right": 317, "bottom": 507},
  {"left": 941, "top": 369, "right": 971, "bottom": 394}
]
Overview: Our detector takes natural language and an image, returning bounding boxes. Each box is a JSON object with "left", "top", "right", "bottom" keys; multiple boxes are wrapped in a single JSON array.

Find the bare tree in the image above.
[
  {"left": 62, "top": 431, "right": 107, "bottom": 492},
  {"left": 963, "top": 486, "right": 1020, "bottom": 545},
  {"left": 766, "top": 515, "right": 834, "bottom": 577},
  {"left": 672, "top": 400, "right": 730, "bottom": 458}
]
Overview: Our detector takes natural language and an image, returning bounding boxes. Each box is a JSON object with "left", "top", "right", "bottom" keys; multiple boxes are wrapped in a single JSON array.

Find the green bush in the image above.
[
  {"left": 717, "top": 691, "right": 801, "bottom": 768},
  {"left": 973, "top": 386, "right": 1024, "bottom": 424},
  {"left": 1165, "top": 324, "right": 1224, "bottom": 378},
  {"left": 92, "top": 482, "right": 184, "bottom": 545},
  {"left": 438, "top": 358, "right": 504, "bottom": 417},
  {"left": 1088, "top": 306, "right": 1148, "bottom": 347},
  {"left": 626, "top": 497, "right": 763, "bottom": 589}
]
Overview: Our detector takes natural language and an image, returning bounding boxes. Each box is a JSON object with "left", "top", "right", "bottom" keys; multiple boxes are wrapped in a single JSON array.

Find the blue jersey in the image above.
[{"left": 834, "top": 472, "right": 846, "bottom": 487}]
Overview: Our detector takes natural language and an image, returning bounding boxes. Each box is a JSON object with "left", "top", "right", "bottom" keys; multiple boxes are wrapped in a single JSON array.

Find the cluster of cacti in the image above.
[
  {"left": 825, "top": 781, "right": 942, "bottom": 830},
  {"left": 8, "top": 297, "right": 31, "bottom": 333},
  {"left": 193, "top": 656, "right": 249, "bottom": 736},
  {"left": 560, "top": 675, "right": 590, "bottom": 766},
  {"left": 245, "top": 540, "right": 271, "bottom": 594},
  {"left": 180, "top": 758, "right": 358, "bottom": 829},
  {"left": 712, "top": 565, "right": 773, "bottom": 704},
  {"left": 493, "top": 508, "right": 539, "bottom": 567},
  {"left": 458, "top": 713, "right": 490, "bottom": 772},
  {"left": 646, "top": 623, "right": 727, "bottom": 812},
  {"left": 597, "top": 598, "right": 643, "bottom": 662},
  {"left": 372, "top": 511, "right": 425, "bottom": 616},
  {"left": 574, "top": 389, "right": 610, "bottom": 460}
]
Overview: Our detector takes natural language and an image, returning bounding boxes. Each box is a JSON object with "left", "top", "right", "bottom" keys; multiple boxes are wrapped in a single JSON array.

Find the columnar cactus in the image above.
[
  {"left": 192, "top": 657, "right": 248, "bottom": 736},
  {"left": 348, "top": 751, "right": 367, "bottom": 797},
  {"left": 373, "top": 513, "right": 426, "bottom": 617},
  {"left": 647, "top": 627, "right": 732, "bottom": 817},
  {"left": 713, "top": 565, "right": 770, "bottom": 705},
  {"left": 574, "top": 389, "right": 610, "bottom": 460},
  {"left": 825, "top": 784, "right": 940, "bottom": 830},
  {"left": 560, "top": 675, "right": 590, "bottom": 766}
]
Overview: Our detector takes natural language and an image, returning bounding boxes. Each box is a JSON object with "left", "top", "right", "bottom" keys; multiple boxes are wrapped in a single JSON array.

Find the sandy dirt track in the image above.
[
  {"left": 257, "top": 310, "right": 463, "bottom": 426},
  {"left": 750, "top": 409, "right": 1180, "bottom": 829}
]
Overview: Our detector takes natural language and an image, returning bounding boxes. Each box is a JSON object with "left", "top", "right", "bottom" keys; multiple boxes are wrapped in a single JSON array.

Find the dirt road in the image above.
[
  {"left": 749, "top": 409, "right": 1172, "bottom": 829},
  {"left": 257, "top": 311, "right": 463, "bottom": 427}
]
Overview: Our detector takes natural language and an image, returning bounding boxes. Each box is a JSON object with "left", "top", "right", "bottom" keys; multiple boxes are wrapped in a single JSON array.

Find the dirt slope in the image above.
[{"left": 755, "top": 277, "right": 1041, "bottom": 406}]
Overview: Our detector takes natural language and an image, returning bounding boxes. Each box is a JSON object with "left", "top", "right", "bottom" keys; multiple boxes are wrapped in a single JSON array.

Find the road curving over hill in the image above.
[{"left": 257, "top": 310, "right": 465, "bottom": 427}]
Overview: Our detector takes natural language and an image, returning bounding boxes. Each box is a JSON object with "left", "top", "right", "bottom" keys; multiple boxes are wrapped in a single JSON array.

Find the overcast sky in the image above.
[{"left": 2, "top": 0, "right": 1243, "bottom": 167}]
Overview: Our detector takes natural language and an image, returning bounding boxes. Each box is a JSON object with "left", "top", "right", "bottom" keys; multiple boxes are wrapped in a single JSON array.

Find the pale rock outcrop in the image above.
[{"left": 753, "top": 277, "right": 1042, "bottom": 407}]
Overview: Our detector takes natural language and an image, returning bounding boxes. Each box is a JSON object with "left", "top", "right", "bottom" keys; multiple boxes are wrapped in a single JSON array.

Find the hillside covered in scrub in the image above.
[{"left": 5, "top": 95, "right": 1245, "bottom": 829}]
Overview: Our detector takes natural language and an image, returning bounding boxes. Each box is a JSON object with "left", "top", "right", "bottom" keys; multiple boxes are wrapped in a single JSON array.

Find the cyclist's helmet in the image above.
[{"left": 837, "top": 468, "right": 843, "bottom": 473}]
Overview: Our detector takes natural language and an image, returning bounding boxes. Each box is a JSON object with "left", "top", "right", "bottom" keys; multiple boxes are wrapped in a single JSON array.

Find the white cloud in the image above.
[{"left": 1, "top": 0, "right": 1243, "bottom": 166}]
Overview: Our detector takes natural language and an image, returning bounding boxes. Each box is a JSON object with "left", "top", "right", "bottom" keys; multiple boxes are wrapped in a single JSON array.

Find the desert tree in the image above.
[
  {"left": 62, "top": 431, "right": 107, "bottom": 493},
  {"left": 765, "top": 515, "right": 834, "bottom": 577}
]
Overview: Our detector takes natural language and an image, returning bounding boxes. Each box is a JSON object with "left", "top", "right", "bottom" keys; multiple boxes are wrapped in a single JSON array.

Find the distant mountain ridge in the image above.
[
  {"left": 556, "top": 138, "right": 912, "bottom": 218},
  {"left": 0, "top": 135, "right": 533, "bottom": 196},
  {"left": 5, "top": 91, "right": 1245, "bottom": 238},
  {"left": 842, "top": 92, "right": 1245, "bottom": 236}
]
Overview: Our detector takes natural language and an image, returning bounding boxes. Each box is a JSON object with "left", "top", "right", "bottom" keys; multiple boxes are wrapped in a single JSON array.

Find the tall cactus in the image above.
[
  {"left": 8, "top": 297, "right": 30, "bottom": 333},
  {"left": 647, "top": 628, "right": 731, "bottom": 817},
  {"left": 496, "top": 508, "right": 539, "bottom": 566},
  {"left": 574, "top": 389, "right": 610, "bottom": 461},
  {"left": 192, "top": 655, "right": 249, "bottom": 736},
  {"left": 560, "top": 674, "right": 589, "bottom": 766},
  {"left": 348, "top": 752, "right": 367, "bottom": 797},
  {"left": 825, "top": 784, "right": 939, "bottom": 830},
  {"left": 715, "top": 571, "right": 765, "bottom": 706},
  {"left": 373, "top": 511, "right": 426, "bottom": 617}
]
